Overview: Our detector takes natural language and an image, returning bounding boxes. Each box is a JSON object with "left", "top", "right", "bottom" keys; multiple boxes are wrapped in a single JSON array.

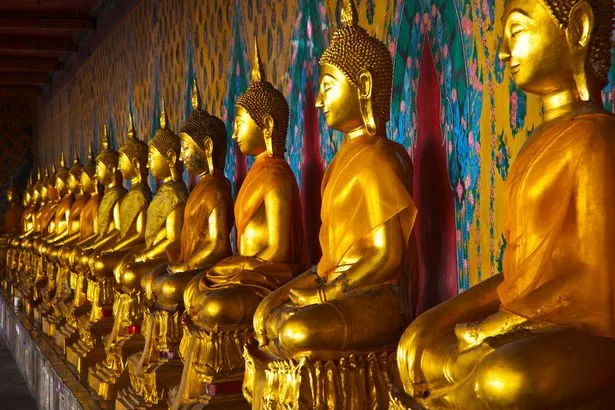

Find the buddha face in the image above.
[
  {"left": 316, "top": 64, "right": 363, "bottom": 133},
  {"left": 96, "top": 161, "right": 112, "bottom": 185},
  {"left": 80, "top": 173, "right": 94, "bottom": 193},
  {"left": 180, "top": 132, "right": 207, "bottom": 175},
  {"left": 232, "top": 106, "right": 266, "bottom": 156},
  {"left": 67, "top": 174, "right": 80, "bottom": 194},
  {"left": 118, "top": 152, "right": 136, "bottom": 179},
  {"left": 55, "top": 177, "right": 66, "bottom": 196},
  {"left": 6, "top": 190, "right": 15, "bottom": 203},
  {"left": 500, "top": 0, "right": 575, "bottom": 95},
  {"left": 147, "top": 145, "right": 171, "bottom": 180},
  {"left": 40, "top": 185, "right": 49, "bottom": 201}
]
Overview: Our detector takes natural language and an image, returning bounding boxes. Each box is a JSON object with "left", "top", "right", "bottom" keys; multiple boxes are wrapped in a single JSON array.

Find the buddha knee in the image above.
[
  {"left": 279, "top": 316, "right": 314, "bottom": 355},
  {"left": 120, "top": 267, "right": 139, "bottom": 293},
  {"left": 183, "top": 276, "right": 201, "bottom": 314},
  {"left": 475, "top": 351, "right": 536, "bottom": 408},
  {"left": 158, "top": 277, "right": 183, "bottom": 307}
]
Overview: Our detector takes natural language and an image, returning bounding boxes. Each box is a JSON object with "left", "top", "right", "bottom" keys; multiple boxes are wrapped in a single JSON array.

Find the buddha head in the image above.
[
  {"left": 234, "top": 39, "right": 289, "bottom": 158},
  {"left": 316, "top": 0, "right": 392, "bottom": 136},
  {"left": 23, "top": 176, "right": 33, "bottom": 207},
  {"left": 40, "top": 167, "right": 51, "bottom": 201},
  {"left": 68, "top": 147, "right": 84, "bottom": 195},
  {"left": 96, "top": 124, "right": 121, "bottom": 186},
  {"left": 44, "top": 165, "right": 59, "bottom": 201},
  {"left": 6, "top": 182, "right": 18, "bottom": 204},
  {"left": 32, "top": 168, "right": 43, "bottom": 204},
  {"left": 55, "top": 151, "right": 71, "bottom": 197},
  {"left": 180, "top": 78, "right": 228, "bottom": 175},
  {"left": 119, "top": 112, "right": 149, "bottom": 183},
  {"left": 80, "top": 142, "right": 97, "bottom": 194},
  {"left": 148, "top": 99, "right": 182, "bottom": 181},
  {"left": 500, "top": 0, "right": 614, "bottom": 101}
]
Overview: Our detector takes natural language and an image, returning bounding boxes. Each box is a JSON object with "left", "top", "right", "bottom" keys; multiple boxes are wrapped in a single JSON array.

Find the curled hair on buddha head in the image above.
[
  {"left": 96, "top": 124, "right": 120, "bottom": 171},
  {"left": 181, "top": 78, "right": 229, "bottom": 170},
  {"left": 538, "top": 0, "right": 614, "bottom": 87},
  {"left": 120, "top": 111, "right": 149, "bottom": 179},
  {"left": 68, "top": 146, "right": 84, "bottom": 181},
  {"left": 320, "top": 0, "right": 393, "bottom": 124},
  {"left": 236, "top": 39, "right": 289, "bottom": 158},
  {"left": 149, "top": 98, "right": 181, "bottom": 162},
  {"left": 55, "top": 150, "right": 70, "bottom": 185}
]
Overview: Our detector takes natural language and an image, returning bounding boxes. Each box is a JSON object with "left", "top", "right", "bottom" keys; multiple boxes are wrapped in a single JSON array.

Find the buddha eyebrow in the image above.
[{"left": 502, "top": 8, "right": 532, "bottom": 24}]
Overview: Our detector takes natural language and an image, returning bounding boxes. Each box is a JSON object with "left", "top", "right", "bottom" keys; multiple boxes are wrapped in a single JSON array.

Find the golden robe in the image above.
[
  {"left": 118, "top": 183, "right": 151, "bottom": 239},
  {"left": 167, "top": 172, "right": 233, "bottom": 264},
  {"left": 317, "top": 135, "right": 417, "bottom": 283},
  {"left": 96, "top": 185, "right": 127, "bottom": 238},
  {"left": 79, "top": 193, "right": 103, "bottom": 239},
  {"left": 203, "top": 156, "right": 304, "bottom": 297},
  {"left": 145, "top": 180, "right": 188, "bottom": 248},
  {"left": 51, "top": 195, "right": 75, "bottom": 235},
  {"left": 498, "top": 112, "right": 615, "bottom": 338}
]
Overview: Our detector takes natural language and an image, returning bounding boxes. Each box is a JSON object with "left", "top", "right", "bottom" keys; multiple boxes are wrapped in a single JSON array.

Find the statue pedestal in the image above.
[
  {"left": 0, "top": 291, "right": 103, "bottom": 409},
  {"left": 243, "top": 343, "right": 396, "bottom": 410}
]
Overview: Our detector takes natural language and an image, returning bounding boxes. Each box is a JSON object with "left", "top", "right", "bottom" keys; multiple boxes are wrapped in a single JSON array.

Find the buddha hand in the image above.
[{"left": 289, "top": 287, "right": 320, "bottom": 306}]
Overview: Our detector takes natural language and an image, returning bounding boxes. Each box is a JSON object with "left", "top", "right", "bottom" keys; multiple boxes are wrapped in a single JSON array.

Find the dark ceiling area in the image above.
[{"left": 0, "top": 0, "right": 106, "bottom": 89}]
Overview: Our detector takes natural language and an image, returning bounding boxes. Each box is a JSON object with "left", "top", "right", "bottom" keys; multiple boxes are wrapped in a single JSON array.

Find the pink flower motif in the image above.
[
  {"left": 442, "top": 44, "right": 448, "bottom": 58},
  {"left": 461, "top": 15, "right": 472, "bottom": 36},
  {"left": 415, "top": 13, "right": 420, "bottom": 24},
  {"left": 400, "top": 100, "right": 406, "bottom": 113},
  {"left": 468, "top": 192, "right": 474, "bottom": 206},
  {"left": 468, "top": 131, "right": 474, "bottom": 147},
  {"left": 388, "top": 41, "right": 395, "bottom": 55},
  {"left": 286, "top": 80, "right": 293, "bottom": 96},
  {"left": 432, "top": 4, "right": 437, "bottom": 16},
  {"left": 456, "top": 229, "right": 462, "bottom": 243},
  {"left": 451, "top": 88, "right": 457, "bottom": 103},
  {"left": 307, "top": 19, "right": 313, "bottom": 39},
  {"left": 475, "top": 142, "right": 481, "bottom": 154},
  {"left": 510, "top": 92, "right": 518, "bottom": 128},
  {"left": 464, "top": 174, "right": 471, "bottom": 189},
  {"left": 456, "top": 180, "right": 463, "bottom": 200},
  {"left": 463, "top": 259, "right": 468, "bottom": 270},
  {"left": 407, "top": 56, "right": 412, "bottom": 69}
]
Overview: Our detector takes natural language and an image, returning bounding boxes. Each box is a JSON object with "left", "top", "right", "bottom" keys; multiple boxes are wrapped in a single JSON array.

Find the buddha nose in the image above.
[{"left": 499, "top": 40, "right": 511, "bottom": 63}]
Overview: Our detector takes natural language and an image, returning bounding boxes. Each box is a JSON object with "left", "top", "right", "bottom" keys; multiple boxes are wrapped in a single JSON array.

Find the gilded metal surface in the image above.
[
  {"left": 174, "top": 40, "right": 303, "bottom": 408},
  {"left": 394, "top": 0, "right": 615, "bottom": 408},
  {"left": 247, "top": 0, "right": 416, "bottom": 407}
]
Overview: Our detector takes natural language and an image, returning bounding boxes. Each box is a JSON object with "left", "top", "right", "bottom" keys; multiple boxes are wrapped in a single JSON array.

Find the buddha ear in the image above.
[
  {"left": 358, "top": 68, "right": 377, "bottom": 136},
  {"left": 166, "top": 149, "right": 177, "bottom": 166},
  {"left": 203, "top": 136, "right": 215, "bottom": 172},
  {"left": 262, "top": 114, "right": 275, "bottom": 157},
  {"left": 566, "top": 1, "right": 594, "bottom": 102}
]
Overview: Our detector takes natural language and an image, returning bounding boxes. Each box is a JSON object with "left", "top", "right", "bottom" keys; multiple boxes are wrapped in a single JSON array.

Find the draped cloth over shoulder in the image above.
[
  {"left": 202, "top": 155, "right": 303, "bottom": 297},
  {"left": 52, "top": 195, "right": 74, "bottom": 233},
  {"left": 79, "top": 194, "right": 102, "bottom": 239},
  {"left": 119, "top": 184, "right": 151, "bottom": 239},
  {"left": 97, "top": 185, "right": 126, "bottom": 237},
  {"left": 167, "top": 173, "right": 233, "bottom": 264},
  {"left": 317, "top": 135, "right": 417, "bottom": 315},
  {"left": 498, "top": 113, "right": 615, "bottom": 339},
  {"left": 145, "top": 180, "right": 188, "bottom": 248}
]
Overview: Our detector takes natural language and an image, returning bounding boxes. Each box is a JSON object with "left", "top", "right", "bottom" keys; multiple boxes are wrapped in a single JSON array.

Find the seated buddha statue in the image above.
[
  {"left": 50, "top": 143, "right": 104, "bottom": 349},
  {"left": 109, "top": 101, "right": 187, "bottom": 404},
  {"left": 244, "top": 1, "right": 417, "bottom": 407},
  {"left": 169, "top": 41, "right": 304, "bottom": 409},
  {"left": 32, "top": 153, "right": 75, "bottom": 323},
  {"left": 392, "top": 1, "right": 615, "bottom": 409},
  {"left": 1, "top": 182, "right": 25, "bottom": 293},
  {"left": 120, "top": 80, "right": 234, "bottom": 408},
  {"left": 87, "top": 114, "right": 152, "bottom": 400},
  {"left": 65, "top": 126, "right": 128, "bottom": 376}
]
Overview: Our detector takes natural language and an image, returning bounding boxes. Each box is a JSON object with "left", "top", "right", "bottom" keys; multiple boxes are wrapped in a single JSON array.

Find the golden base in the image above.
[
  {"left": 170, "top": 392, "right": 249, "bottom": 410},
  {"left": 124, "top": 351, "right": 184, "bottom": 407},
  {"left": 244, "top": 345, "right": 396, "bottom": 410},
  {"left": 88, "top": 334, "right": 146, "bottom": 400},
  {"left": 66, "top": 341, "right": 105, "bottom": 380},
  {"left": 41, "top": 315, "right": 58, "bottom": 337},
  {"left": 116, "top": 385, "right": 166, "bottom": 410},
  {"left": 54, "top": 323, "right": 76, "bottom": 353}
]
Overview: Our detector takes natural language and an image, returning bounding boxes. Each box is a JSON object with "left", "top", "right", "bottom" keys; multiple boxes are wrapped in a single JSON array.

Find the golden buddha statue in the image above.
[
  {"left": 88, "top": 113, "right": 152, "bottom": 400},
  {"left": 392, "top": 1, "right": 615, "bottom": 409},
  {"left": 169, "top": 41, "right": 304, "bottom": 409},
  {"left": 119, "top": 80, "right": 234, "bottom": 408},
  {"left": 244, "top": 1, "right": 417, "bottom": 407},
  {"left": 65, "top": 125, "right": 128, "bottom": 377},
  {"left": 48, "top": 143, "right": 104, "bottom": 349},
  {"left": 0, "top": 182, "right": 24, "bottom": 292},
  {"left": 109, "top": 101, "right": 187, "bottom": 407},
  {"left": 32, "top": 152, "right": 75, "bottom": 324}
]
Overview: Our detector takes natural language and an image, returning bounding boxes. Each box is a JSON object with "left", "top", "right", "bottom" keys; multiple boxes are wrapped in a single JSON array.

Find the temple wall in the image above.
[{"left": 34, "top": 0, "right": 615, "bottom": 295}]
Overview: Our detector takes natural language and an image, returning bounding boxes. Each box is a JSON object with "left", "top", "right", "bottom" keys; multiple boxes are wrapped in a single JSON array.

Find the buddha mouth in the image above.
[{"left": 511, "top": 64, "right": 521, "bottom": 74}]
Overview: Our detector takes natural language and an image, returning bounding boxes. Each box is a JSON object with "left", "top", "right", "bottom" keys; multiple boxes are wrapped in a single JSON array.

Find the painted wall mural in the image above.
[{"left": 35, "top": 0, "right": 615, "bottom": 309}]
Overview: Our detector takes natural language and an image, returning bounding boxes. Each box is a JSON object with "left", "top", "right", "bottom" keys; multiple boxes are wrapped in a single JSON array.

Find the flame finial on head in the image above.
[
  {"left": 160, "top": 98, "right": 168, "bottom": 130},
  {"left": 102, "top": 124, "right": 109, "bottom": 150},
  {"left": 60, "top": 150, "right": 66, "bottom": 168},
  {"left": 51, "top": 164, "right": 57, "bottom": 175},
  {"left": 87, "top": 141, "right": 94, "bottom": 164},
  {"left": 340, "top": 0, "right": 359, "bottom": 27},
  {"left": 73, "top": 146, "right": 80, "bottom": 165},
  {"left": 251, "top": 39, "right": 266, "bottom": 83},
  {"left": 191, "top": 77, "right": 202, "bottom": 111},
  {"left": 128, "top": 111, "right": 136, "bottom": 140}
]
